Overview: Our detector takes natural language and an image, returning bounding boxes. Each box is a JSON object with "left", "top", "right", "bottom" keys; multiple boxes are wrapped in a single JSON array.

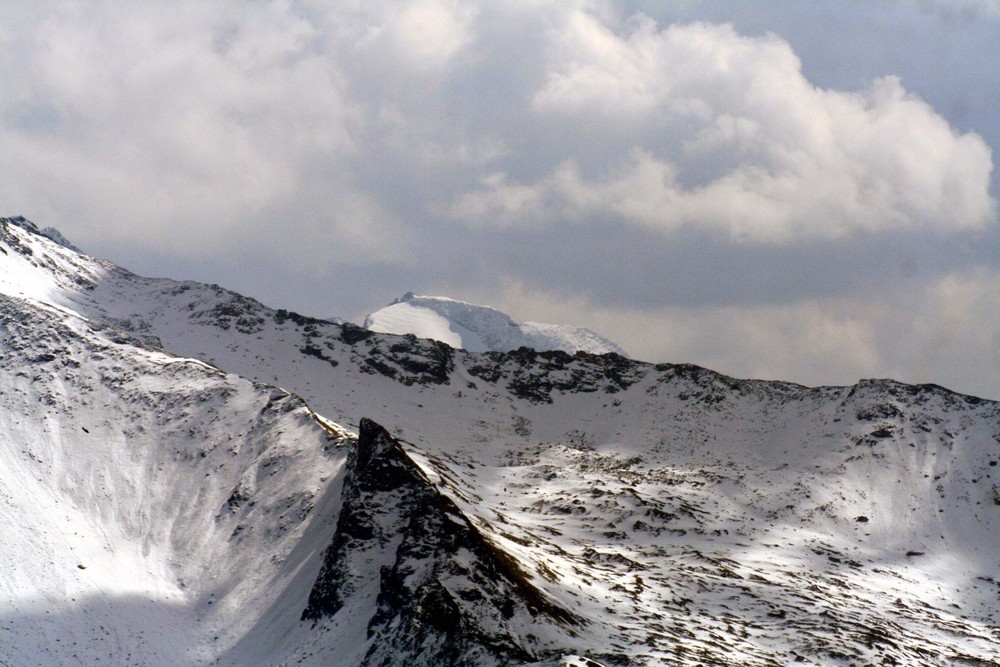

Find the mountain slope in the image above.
[
  {"left": 0, "top": 277, "right": 352, "bottom": 664},
  {"left": 2, "top": 217, "right": 1000, "bottom": 665},
  {"left": 363, "top": 291, "right": 627, "bottom": 356},
  {"left": 0, "top": 219, "right": 579, "bottom": 666}
]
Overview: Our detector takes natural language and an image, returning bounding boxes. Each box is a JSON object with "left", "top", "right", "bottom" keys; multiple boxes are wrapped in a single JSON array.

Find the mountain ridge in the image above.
[{"left": 1, "top": 216, "right": 999, "bottom": 665}]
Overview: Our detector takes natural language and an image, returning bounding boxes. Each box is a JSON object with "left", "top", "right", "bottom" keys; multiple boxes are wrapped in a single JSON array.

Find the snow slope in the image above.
[
  {"left": 2, "top": 217, "right": 1000, "bottom": 666},
  {"left": 363, "top": 292, "right": 627, "bottom": 356},
  {"left": 0, "top": 274, "right": 352, "bottom": 664}
]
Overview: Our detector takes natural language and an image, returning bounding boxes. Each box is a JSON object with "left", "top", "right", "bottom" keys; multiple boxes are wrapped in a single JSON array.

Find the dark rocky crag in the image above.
[{"left": 303, "top": 418, "right": 580, "bottom": 666}]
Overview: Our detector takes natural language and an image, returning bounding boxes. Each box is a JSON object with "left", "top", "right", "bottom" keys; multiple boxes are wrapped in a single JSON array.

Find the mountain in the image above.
[
  {"left": 1, "top": 216, "right": 1000, "bottom": 666},
  {"left": 363, "top": 291, "right": 627, "bottom": 356}
]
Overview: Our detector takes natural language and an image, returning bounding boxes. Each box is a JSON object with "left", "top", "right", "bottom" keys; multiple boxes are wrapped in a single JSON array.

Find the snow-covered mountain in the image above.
[
  {"left": 2, "top": 216, "right": 1000, "bottom": 666},
  {"left": 363, "top": 291, "right": 627, "bottom": 356}
]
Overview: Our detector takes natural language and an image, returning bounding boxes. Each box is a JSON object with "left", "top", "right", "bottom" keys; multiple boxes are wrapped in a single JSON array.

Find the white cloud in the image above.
[
  {"left": 0, "top": 3, "right": 357, "bottom": 256},
  {"left": 333, "top": 0, "right": 478, "bottom": 73},
  {"left": 452, "top": 15, "right": 995, "bottom": 243},
  {"left": 5, "top": 4, "right": 992, "bottom": 255},
  {"left": 390, "top": 0, "right": 477, "bottom": 69}
]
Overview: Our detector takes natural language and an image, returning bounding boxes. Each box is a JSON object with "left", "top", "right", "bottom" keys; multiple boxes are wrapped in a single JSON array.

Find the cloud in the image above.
[
  {"left": 452, "top": 16, "right": 994, "bottom": 243},
  {"left": 3, "top": 4, "right": 992, "bottom": 256},
  {"left": 0, "top": 2, "right": 357, "bottom": 256},
  {"left": 388, "top": 0, "right": 477, "bottom": 69},
  {"left": 0, "top": 2, "right": 998, "bottom": 399}
]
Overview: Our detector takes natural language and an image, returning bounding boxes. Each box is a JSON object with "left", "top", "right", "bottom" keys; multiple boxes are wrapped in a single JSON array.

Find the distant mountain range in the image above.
[{"left": 1, "top": 215, "right": 998, "bottom": 666}]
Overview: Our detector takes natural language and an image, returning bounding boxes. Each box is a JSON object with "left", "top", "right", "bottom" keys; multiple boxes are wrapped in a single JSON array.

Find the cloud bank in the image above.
[
  {"left": 455, "top": 16, "right": 993, "bottom": 243},
  {"left": 0, "top": 1, "right": 998, "bottom": 399}
]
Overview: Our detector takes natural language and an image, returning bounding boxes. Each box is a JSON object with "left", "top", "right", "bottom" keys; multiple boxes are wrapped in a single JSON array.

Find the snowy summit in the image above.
[{"left": 362, "top": 292, "right": 626, "bottom": 356}]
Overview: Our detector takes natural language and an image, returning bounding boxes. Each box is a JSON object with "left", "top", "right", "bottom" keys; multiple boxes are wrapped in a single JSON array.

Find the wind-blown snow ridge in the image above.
[
  {"left": 2, "top": 217, "right": 1000, "bottom": 666},
  {"left": 363, "top": 291, "right": 627, "bottom": 356}
]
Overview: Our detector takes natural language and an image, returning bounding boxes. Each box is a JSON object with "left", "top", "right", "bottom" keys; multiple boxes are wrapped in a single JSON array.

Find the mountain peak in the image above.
[
  {"left": 1, "top": 216, "right": 81, "bottom": 253},
  {"left": 363, "top": 293, "right": 626, "bottom": 356},
  {"left": 1, "top": 215, "right": 36, "bottom": 231},
  {"left": 38, "top": 226, "right": 81, "bottom": 253},
  {"left": 391, "top": 291, "right": 418, "bottom": 305}
]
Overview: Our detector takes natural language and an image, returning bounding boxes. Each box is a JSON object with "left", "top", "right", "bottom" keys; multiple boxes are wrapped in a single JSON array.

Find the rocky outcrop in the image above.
[{"left": 303, "top": 419, "right": 579, "bottom": 666}]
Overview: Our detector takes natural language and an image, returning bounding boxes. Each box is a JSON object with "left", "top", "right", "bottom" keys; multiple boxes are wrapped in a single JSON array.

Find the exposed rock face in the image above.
[
  {"left": 467, "top": 347, "right": 644, "bottom": 403},
  {"left": 303, "top": 419, "right": 579, "bottom": 666}
]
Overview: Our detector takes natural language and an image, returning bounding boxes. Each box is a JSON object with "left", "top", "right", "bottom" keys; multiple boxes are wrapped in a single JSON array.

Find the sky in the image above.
[{"left": 1, "top": 0, "right": 999, "bottom": 400}]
